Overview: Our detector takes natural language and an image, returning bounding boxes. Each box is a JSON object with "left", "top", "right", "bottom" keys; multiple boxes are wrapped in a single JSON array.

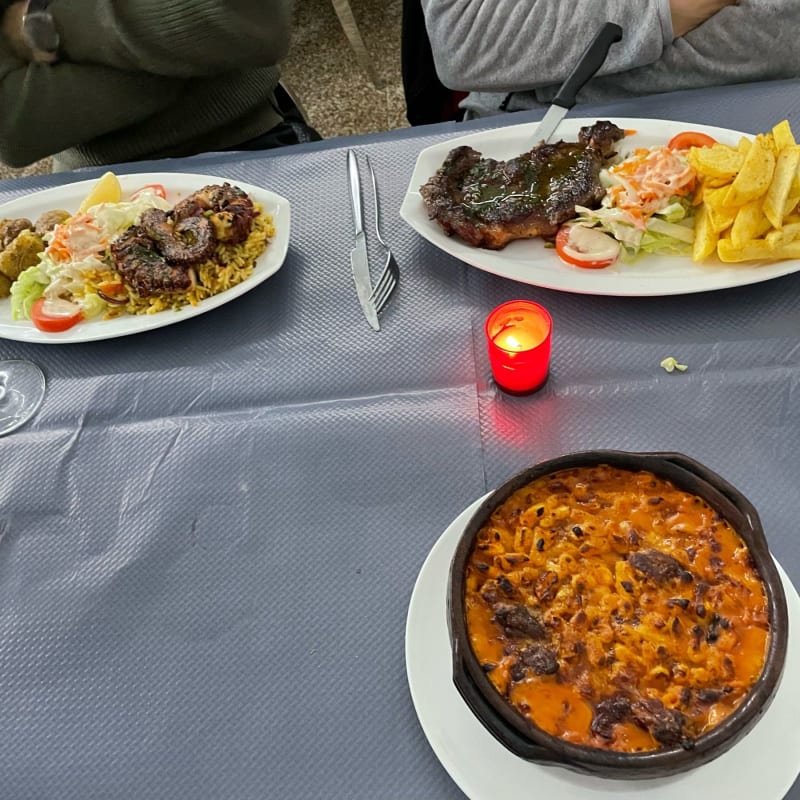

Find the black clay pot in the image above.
[{"left": 448, "top": 450, "right": 789, "bottom": 779}]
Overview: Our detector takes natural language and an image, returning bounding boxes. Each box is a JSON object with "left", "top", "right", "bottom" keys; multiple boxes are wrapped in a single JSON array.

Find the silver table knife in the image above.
[
  {"left": 532, "top": 22, "right": 622, "bottom": 143},
  {"left": 347, "top": 149, "right": 380, "bottom": 331}
]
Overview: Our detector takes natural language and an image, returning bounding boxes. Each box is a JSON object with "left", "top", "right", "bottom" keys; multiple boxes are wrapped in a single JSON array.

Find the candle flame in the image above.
[{"left": 493, "top": 323, "right": 544, "bottom": 352}]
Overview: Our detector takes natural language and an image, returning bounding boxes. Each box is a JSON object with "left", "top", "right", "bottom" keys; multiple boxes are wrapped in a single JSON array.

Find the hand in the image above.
[
  {"left": 1, "top": 0, "right": 57, "bottom": 63},
  {"left": 669, "top": 0, "right": 738, "bottom": 37}
]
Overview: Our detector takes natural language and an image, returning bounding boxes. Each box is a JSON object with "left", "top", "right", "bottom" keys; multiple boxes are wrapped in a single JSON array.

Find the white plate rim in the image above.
[
  {"left": 405, "top": 494, "right": 800, "bottom": 800},
  {"left": 0, "top": 173, "right": 290, "bottom": 344},
  {"left": 399, "top": 117, "right": 800, "bottom": 297}
]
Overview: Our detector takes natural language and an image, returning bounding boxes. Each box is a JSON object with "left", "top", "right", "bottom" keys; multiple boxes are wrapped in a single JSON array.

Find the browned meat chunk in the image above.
[
  {"left": 110, "top": 227, "right": 195, "bottom": 298},
  {"left": 492, "top": 603, "right": 546, "bottom": 640},
  {"left": 208, "top": 206, "right": 254, "bottom": 244},
  {"left": 34, "top": 210, "right": 71, "bottom": 236},
  {"left": 138, "top": 208, "right": 216, "bottom": 265},
  {"left": 0, "top": 218, "right": 33, "bottom": 249},
  {"left": 518, "top": 644, "right": 559, "bottom": 675},
  {"left": 419, "top": 120, "right": 625, "bottom": 249},
  {"left": 591, "top": 693, "right": 632, "bottom": 740},
  {"left": 628, "top": 550, "right": 693, "bottom": 584},
  {"left": 171, "top": 182, "right": 255, "bottom": 244},
  {"left": 631, "top": 698, "right": 687, "bottom": 747},
  {"left": 696, "top": 688, "right": 726, "bottom": 703}
]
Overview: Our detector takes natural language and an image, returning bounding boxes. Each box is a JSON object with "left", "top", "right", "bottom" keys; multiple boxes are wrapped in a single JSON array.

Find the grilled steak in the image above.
[{"left": 419, "top": 120, "right": 625, "bottom": 250}]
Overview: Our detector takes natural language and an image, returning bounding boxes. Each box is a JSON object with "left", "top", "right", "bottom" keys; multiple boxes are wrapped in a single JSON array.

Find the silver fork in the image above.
[{"left": 366, "top": 155, "right": 399, "bottom": 313}]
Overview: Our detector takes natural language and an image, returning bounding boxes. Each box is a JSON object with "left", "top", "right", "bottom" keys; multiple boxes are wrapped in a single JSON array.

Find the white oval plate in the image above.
[
  {"left": 400, "top": 117, "right": 800, "bottom": 297},
  {"left": 0, "top": 173, "right": 290, "bottom": 343},
  {"left": 405, "top": 495, "right": 800, "bottom": 800}
]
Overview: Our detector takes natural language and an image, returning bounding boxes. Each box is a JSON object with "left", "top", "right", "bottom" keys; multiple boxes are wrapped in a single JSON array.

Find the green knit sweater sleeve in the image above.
[
  {"left": 52, "top": 0, "right": 293, "bottom": 77},
  {"left": 0, "top": 41, "right": 183, "bottom": 167}
]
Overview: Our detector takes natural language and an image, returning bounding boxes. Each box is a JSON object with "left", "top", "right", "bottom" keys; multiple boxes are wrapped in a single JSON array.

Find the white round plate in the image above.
[
  {"left": 399, "top": 117, "right": 800, "bottom": 297},
  {"left": 405, "top": 495, "right": 800, "bottom": 800},
  {"left": 0, "top": 173, "right": 290, "bottom": 343}
]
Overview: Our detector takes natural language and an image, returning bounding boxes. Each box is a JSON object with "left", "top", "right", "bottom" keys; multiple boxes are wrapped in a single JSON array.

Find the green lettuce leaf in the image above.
[{"left": 10, "top": 266, "right": 48, "bottom": 320}]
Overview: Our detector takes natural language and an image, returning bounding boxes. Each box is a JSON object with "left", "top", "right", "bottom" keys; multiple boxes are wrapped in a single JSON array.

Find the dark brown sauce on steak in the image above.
[
  {"left": 420, "top": 120, "right": 625, "bottom": 250},
  {"left": 460, "top": 144, "right": 595, "bottom": 213}
]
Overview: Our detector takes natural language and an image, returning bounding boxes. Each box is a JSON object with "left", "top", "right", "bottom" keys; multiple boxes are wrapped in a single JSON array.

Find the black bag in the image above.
[{"left": 401, "top": 0, "right": 466, "bottom": 125}]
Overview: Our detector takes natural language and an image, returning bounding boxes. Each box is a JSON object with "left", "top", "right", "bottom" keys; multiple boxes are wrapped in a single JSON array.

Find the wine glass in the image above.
[{"left": 0, "top": 359, "right": 46, "bottom": 436}]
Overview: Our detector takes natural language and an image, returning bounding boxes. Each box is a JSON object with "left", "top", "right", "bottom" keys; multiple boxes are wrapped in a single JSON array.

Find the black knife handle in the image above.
[{"left": 551, "top": 22, "right": 622, "bottom": 110}]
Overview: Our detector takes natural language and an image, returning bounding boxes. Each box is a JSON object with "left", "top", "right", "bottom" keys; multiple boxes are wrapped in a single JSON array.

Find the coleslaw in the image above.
[
  {"left": 10, "top": 189, "right": 170, "bottom": 321},
  {"left": 573, "top": 144, "right": 698, "bottom": 259}
]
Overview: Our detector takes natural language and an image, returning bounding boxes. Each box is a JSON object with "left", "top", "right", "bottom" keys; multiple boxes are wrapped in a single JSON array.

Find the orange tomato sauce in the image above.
[{"left": 464, "top": 465, "right": 769, "bottom": 752}]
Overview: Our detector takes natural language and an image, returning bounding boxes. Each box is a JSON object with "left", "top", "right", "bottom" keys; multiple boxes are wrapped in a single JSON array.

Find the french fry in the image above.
[
  {"left": 756, "top": 132, "right": 778, "bottom": 157},
  {"left": 718, "top": 237, "right": 800, "bottom": 262},
  {"left": 790, "top": 152, "right": 800, "bottom": 205},
  {"left": 722, "top": 137, "right": 775, "bottom": 206},
  {"left": 687, "top": 144, "right": 743, "bottom": 181},
  {"left": 717, "top": 239, "right": 769, "bottom": 262},
  {"left": 708, "top": 207, "right": 737, "bottom": 234},
  {"left": 729, "top": 200, "right": 772, "bottom": 248},
  {"left": 704, "top": 176, "right": 737, "bottom": 188},
  {"left": 764, "top": 222, "right": 800, "bottom": 247},
  {"left": 691, "top": 204, "right": 719, "bottom": 262},
  {"left": 770, "top": 242, "right": 800, "bottom": 259},
  {"left": 771, "top": 120, "right": 796, "bottom": 152},
  {"left": 702, "top": 186, "right": 738, "bottom": 233},
  {"left": 763, "top": 146, "right": 800, "bottom": 229},
  {"left": 687, "top": 120, "right": 800, "bottom": 264}
]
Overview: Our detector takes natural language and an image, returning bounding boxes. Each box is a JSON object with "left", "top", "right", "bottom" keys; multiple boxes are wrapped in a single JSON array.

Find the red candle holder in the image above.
[{"left": 485, "top": 300, "right": 553, "bottom": 395}]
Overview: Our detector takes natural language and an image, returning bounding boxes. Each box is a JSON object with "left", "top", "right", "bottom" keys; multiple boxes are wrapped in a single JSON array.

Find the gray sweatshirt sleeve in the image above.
[
  {"left": 592, "top": 2, "right": 800, "bottom": 98},
  {"left": 420, "top": 0, "right": 674, "bottom": 92}
]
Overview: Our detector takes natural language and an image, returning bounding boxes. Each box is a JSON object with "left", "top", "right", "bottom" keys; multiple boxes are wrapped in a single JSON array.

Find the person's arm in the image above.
[
  {"left": 0, "top": 43, "right": 183, "bottom": 167},
  {"left": 677, "top": 0, "right": 797, "bottom": 77},
  {"left": 591, "top": 1, "right": 799, "bottom": 98},
  {"left": 51, "top": 0, "right": 293, "bottom": 78},
  {"left": 669, "top": 0, "right": 737, "bottom": 36},
  {"left": 419, "top": 0, "right": 674, "bottom": 93}
]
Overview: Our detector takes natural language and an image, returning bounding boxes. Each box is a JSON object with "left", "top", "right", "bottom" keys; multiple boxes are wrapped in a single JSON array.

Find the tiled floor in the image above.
[{"left": 0, "top": 0, "right": 407, "bottom": 180}]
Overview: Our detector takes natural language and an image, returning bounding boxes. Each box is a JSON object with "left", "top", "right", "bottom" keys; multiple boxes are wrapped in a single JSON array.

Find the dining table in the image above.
[{"left": 0, "top": 77, "right": 799, "bottom": 800}]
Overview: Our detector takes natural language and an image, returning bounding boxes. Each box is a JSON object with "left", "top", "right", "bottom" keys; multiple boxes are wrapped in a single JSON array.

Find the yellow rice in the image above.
[{"left": 95, "top": 202, "right": 273, "bottom": 318}]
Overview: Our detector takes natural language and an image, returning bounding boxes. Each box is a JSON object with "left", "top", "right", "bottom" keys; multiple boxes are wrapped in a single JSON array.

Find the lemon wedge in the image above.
[{"left": 78, "top": 171, "right": 122, "bottom": 213}]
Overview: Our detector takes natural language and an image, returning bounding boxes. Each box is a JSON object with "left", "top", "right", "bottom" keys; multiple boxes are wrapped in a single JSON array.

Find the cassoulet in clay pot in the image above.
[{"left": 448, "top": 451, "right": 788, "bottom": 779}]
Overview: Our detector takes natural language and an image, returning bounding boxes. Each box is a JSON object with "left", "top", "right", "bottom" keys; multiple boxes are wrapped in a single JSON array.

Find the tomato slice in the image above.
[
  {"left": 667, "top": 131, "right": 717, "bottom": 151},
  {"left": 130, "top": 183, "right": 167, "bottom": 200},
  {"left": 30, "top": 297, "right": 83, "bottom": 333},
  {"left": 555, "top": 225, "right": 620, "bottom": 269}
]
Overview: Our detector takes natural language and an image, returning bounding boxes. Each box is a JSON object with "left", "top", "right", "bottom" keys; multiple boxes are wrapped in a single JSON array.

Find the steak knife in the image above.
[
  {"left": 532, "top": 22, "right": 623, "bottom": 143},
  {"left": 347, "top": 149, "right": 380, "bottom": 331}
]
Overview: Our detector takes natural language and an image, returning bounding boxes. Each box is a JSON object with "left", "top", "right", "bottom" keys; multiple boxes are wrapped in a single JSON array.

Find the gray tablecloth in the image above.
[{"left": 1, "top": 79, "right": 799, "bottom": 799}]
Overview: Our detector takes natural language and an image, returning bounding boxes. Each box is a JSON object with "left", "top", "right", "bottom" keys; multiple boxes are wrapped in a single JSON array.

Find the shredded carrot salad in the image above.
[
  {"left": 45, "top": 214, "right": 107, "bottom": 263},
  {"left": 605, "top": 146, "right": 696, "bottom": 227}
]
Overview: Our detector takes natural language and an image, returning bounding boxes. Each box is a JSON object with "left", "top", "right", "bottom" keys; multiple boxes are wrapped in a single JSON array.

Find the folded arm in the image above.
[
  {"left": 0, "top": 44, "right": 182, "bottom": 167},
  {"left": 590, "top": 2, "right": 800, "bottom": 97},
  {"left": 51, "top": 0, "right": 293, "bottom": 77}
]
